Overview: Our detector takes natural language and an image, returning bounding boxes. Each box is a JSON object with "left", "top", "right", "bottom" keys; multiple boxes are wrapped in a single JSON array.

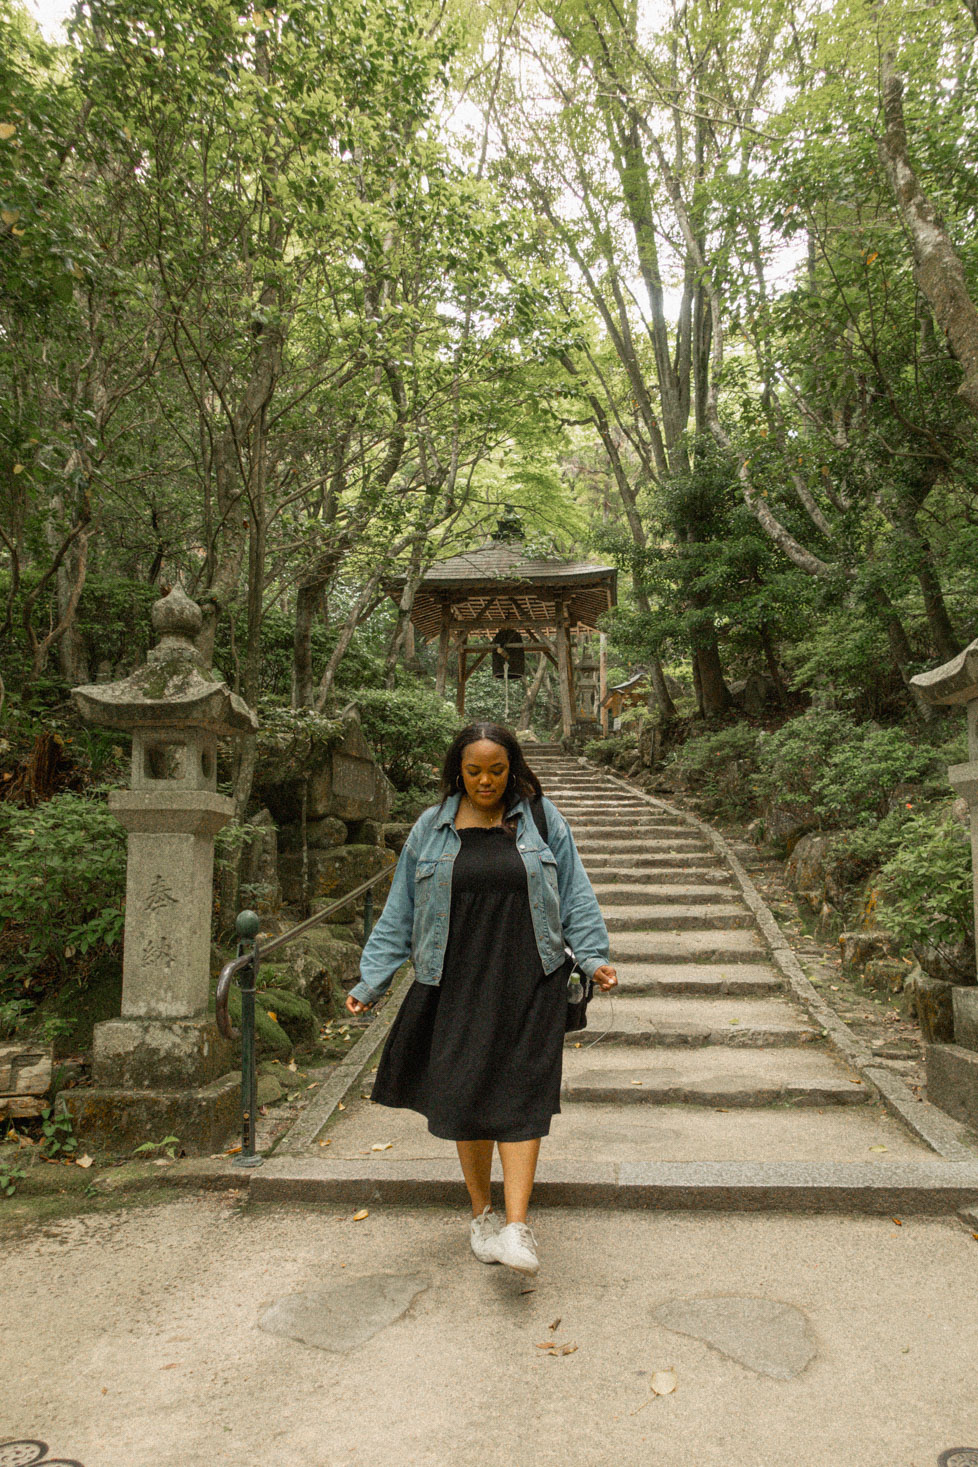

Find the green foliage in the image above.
[
  {"left": 0, "top": 1150, "right": 26, "bottom": 1198},
  {"left": 879, "top": 810, "right": 973, "bottom": 954},
  {"left": 39, "top": 1104, "right": 77, "bottom": 1159},
  {"left": 583, "top": 736, "right": 619, "bottom": 765},
  {"left": 666, "top": 724, "right": 762, "bottom": 818},
  {"left": 354, "top": 687, "right": 458, "bottom": 792},
  {"left": 132, "top": 1134, "right": 181, "bottom": 1160},
  {"left": 0, "top": 791, "right": 126, "bottom": 1006},
  {"left": 755, "top": 713, "right": 935, "bottom": 825}
]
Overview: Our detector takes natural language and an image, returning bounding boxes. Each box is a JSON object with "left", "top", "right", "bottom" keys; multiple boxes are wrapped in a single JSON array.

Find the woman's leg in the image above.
[
  {"left": 456, "top": 1139, "right": 495, "bottom": 1216},
  {"left": 497, "top": 1138, "right": 541, "bottom": 1224}
]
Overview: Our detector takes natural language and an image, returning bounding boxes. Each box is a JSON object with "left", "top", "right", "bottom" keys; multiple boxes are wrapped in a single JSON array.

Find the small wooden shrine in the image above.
[{"left": 390, "top": 539, "right": 617, "bottom": 736}]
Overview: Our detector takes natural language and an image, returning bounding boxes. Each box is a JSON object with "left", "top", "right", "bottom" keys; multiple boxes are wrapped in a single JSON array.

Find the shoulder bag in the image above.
[{"left": 529, "top": 797, "right": 593, "bottom": 1033}]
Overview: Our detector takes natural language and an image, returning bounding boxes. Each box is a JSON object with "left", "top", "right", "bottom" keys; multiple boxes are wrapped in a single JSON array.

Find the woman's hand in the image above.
[
  {"left": 346, "top": 995, "right": 374, "bottom": 1015},
  {"left": 592, "top": 964, "right": 618, "bottom": 992}
]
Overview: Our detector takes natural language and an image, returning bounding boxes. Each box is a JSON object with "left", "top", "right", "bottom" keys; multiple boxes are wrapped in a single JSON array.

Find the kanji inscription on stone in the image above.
[
  {"left": 141, "top": 936, "right": 175, "bottom": 968},
  {"left": 146, "top": 875, "right": 178, "bottom": 911}
]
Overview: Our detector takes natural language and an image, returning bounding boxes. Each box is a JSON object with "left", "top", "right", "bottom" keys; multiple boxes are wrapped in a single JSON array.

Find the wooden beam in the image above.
[
  {"left": 456, "top": 632, "right": 468, "bottom": 717},
  {"left": 555, "top": 599, "right": 573, "bottom": 739},
  {"left": 435, "top": 603, "right": 451, "bottom": 697}
]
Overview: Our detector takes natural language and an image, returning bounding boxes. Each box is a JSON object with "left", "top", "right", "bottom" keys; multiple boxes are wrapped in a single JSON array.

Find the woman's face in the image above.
[{"left": 459, "top": 739, "right": 510, "bottom": 812}]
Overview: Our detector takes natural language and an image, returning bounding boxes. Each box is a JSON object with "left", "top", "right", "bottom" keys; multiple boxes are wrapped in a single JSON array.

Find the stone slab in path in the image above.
[
  {"left": 258, "top": 1273, "right": 428, "bottom": 1352},
  {"left": 653, "top": 1295, "right": 818, "bottom": 1380},
  {"left": 610, "top": 929, "right": 768, "bottom": 963},
  {"left": 571, "top": 992, "right": 817, "bottom": 1045}
]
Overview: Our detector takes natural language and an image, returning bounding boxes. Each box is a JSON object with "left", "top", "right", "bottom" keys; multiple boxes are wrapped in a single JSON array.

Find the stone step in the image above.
[
  {"left": 613, "top": 962, "right": 783, "bottom": 995},
  {"left": 610, "top": 929, "right": 769, "bottom": 964},
  {"left": 582, "top": 854, "right": 724, "bottom": 873},
  {"left": 604, "top": 904, "right": 756, "bottom": 932},
  {"left": 569, "top": 824, "right": 693, "bottom": 839},
  {"left": 560, "top": 1045, "right": 870, "bottom": 1108},
  {"left": 590, "top": 882, "right": 740, "bottom": 905},
  {"left": 577, "top": 838, "right": 709, "bottom": 855},
  {"left": 585, "top": 865, "right": 730, "bottom": 883},
  {"left": 564, "top": 994, "right": 818, "bottom": 1047}
]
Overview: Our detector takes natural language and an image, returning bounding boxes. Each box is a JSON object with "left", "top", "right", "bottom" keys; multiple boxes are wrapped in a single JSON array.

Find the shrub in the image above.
[
  {"left": 354, "top": 687, "right": 458, "bottom": 792},
  {"left": 0, "top": 791, "right": 126, "bottom": 1018},
  {"left": 665, "top": 724, "right": 761, "bottom": 818},
  {"left": 878, "top": 809, "right": 973, "bottom": 958},
  {"left": 755, "top": 712, "right": 934, "bottom": 826}
]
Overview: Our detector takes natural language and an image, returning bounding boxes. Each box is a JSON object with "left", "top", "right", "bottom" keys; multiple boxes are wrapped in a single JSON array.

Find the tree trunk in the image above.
[
  {"left": 292, "top": 581, "right": 323, "bottom": 708},
  {"left": 878, "top": 55, "right": 978, "bottom": 418},
  {"left": 518, "top": 653, "right": 548, "bottom": 731},
  {"left": 694, "top": 639, "right": 731, "bottom": 718},
  {"left": 648, "top": 655, "right": 678, "bottom": 720}
]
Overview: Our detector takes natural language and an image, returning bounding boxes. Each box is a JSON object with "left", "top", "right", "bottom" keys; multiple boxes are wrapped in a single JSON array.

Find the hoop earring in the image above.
[{"left": 456, "top": 775, "right": 463, "bottom": 790}]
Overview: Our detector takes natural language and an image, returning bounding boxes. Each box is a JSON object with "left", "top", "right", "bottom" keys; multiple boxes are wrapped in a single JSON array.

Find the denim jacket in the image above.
[{"left": 349, "top": 793, "right": 609, "bottom": 1005}]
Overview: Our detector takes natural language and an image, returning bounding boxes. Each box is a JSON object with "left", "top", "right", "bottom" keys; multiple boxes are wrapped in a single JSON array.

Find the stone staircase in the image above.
[{"left": 250, "top": 747, "right": 978, "bottom": 1214}]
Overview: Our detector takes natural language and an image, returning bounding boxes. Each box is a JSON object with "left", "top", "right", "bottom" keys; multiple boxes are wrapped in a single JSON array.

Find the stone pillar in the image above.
[
  {"left": 910, "top": 640, "right": 978, "bottom": 1127},
  {"left": 66, "top": 586, "right": 258, "bottom": 1154}
]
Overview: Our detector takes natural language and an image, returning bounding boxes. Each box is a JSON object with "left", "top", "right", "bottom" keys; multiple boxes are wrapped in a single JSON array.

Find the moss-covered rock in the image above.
[
  {"left": 227, "top": 987, "right": 291, "bottom": 1056},
  {"left": 257, "top": 988, "right": 317, "bottom": 1045}
]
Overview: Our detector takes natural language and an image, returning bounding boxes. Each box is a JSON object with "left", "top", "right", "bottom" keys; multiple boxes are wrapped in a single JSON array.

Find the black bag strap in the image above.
[{"left": 529, "top": 795, "right": 548, "bottom": 846}]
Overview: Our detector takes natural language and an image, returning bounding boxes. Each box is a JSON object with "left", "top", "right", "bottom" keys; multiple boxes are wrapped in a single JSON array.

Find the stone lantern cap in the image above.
[
  {"left": 910, "top": 637, "right": 978, "bottom": 707},
  {"left": 72, "top": 585, "right": 257, "bottom": 736}
]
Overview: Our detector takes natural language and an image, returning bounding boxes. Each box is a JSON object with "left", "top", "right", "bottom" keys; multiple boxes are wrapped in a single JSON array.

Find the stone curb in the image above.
[
  {"left": 596, "top": 765, "right": 978, "bottom": 1164},
  {"left": 246, "top": 1154, "right": 978, "bottom": 1215},
  {"left": 270, "top": 963, "right": 416, "bottom": 1156}
]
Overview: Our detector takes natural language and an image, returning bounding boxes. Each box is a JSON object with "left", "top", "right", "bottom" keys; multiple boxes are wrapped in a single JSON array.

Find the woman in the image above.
[{"left": 346, "top": 722, "right": 617, "bottom": 1276}]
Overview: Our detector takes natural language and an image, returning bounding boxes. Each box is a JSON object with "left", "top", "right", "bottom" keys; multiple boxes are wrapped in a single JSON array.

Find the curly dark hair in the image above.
[{"left": 440, "top": 722, "right": 543, "bottom": 810}]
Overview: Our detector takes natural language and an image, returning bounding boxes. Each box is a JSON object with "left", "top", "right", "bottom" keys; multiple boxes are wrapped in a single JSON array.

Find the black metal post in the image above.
[{"left": 233, "top": 910, "right": 263, "bottom": 1170}]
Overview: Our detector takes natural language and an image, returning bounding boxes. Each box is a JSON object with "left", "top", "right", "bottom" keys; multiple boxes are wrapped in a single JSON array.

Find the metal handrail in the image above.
[{"left": 215, "top": 865, "right": 395, "bottom": 1041}]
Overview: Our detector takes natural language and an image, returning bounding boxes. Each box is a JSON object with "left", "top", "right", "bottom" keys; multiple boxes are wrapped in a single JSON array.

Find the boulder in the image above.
[
  {"left": 278, "top": 816, "right": 348, "bottom": 853},
  {"left": 383, "top": 822, "right": 414, "bottom": 856},
  {"left": 228, "top": 987, "right": 292, "bottom": 1057},
  {"left": 262, "top": 929, "right": 363, "bottom": 1016},
  {"left": 785, "top": 832, "right": 843, "bottom": 914},
  {"left": 863, "top": 958, "right": 909, "bottom": 994},
  {"left": 346, "top": 819, "right": 383, "bottom": 847},
  {"left": 758, "top": 800, "right": 817, "bottom": 852},
  {"left": 257, "top": 989, "right": 317, "bottom": 1046},
  {"left": 839, "top": 929, "right": 897, "bottom": 974},
  {"left": 278, "top": 843, "right": 394, "bottom": 914},
  {"left": 912, "top": 938, "right": 976, "bottom": 985},
  {"left": 261, "top": 713, "right": 393, "bottom": 824},
  {"left": 257, "top": 1073, "right": 284, "bottom": 1106},
  {"left": 912, "top": 966, "right": 955, "bottom": 1043}
]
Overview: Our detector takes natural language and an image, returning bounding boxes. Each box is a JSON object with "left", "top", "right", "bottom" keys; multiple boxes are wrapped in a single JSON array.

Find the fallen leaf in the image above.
[
  {"left": 1, "top": 208, "right": 19, "bottom": 225},
  {"left": 535, "top": 1341, "right": 555, "bottom": 1349},
  {"left": 0, "top": 123, "right": 17, "bottom": 140},
  {"left": 161, "top": 1363, "right": 179, "bottom": 1370},
  {"left": 224, "top": 1145, "right": 242, "bottom": 1155},
  {"left": 318, "top": 1139, "right": 332, "bottom": 1146},
  {"left": 288, "top": 1060, "right": 297, "bottom": 1072},
  {"left": 630, "top": 1080, "right": 644, "bottom": 1086},
  {"left": 337, "top": 1102, "right": 345, "bottom": 1111},
  {"left": 370, "top": 1142, "right": 392, "bottom": 1151},
  {"left": 548, "top": 1317, "right": 561, "bottom": 1332},
  {"left": 352, "top": 1208, "right": 369, "bottom": 1221},
  {"left": 75, "top": 1154, "right": 94, "bottom": 1169},
  {"left": 869, "top": 1145, "right": 887, "bottom": 1153},
  {"left": 306, "top": 1082, "right": 319, "bottom": 1089},
  {"left": 892, "top": 1217, "right": 903, "bottom": 1226},
  {"left": 266, "top": 1011, "right": 277, "bottom": 1022},
  {"left": 554, "top": 1343, "right": 578, "bottom": 1356},
  {"left": 650, "top": 1370, "right": 677, "bottom": 1395}
]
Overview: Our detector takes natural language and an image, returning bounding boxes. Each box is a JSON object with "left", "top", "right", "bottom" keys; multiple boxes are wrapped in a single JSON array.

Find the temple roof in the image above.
[{"left": 391, "top": 542, "right": 617, "bottom": 639}]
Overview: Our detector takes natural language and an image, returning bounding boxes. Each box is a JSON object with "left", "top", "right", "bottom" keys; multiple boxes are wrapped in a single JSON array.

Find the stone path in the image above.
[{"left": 252, "top": 748, "right": 978, "bottom": 1213}]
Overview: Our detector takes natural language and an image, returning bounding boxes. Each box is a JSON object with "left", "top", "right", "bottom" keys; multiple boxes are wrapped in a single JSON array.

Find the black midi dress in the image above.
[{"left": 369, "top": 825, "right": 567, "bottom": 1141}]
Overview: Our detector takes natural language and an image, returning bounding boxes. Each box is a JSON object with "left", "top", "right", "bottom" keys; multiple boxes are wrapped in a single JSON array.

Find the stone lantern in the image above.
[
  {"left": 67, "top": 585, "right": 258, "bottom": 1153},
  {"left": 910, "top": 638, "right": 978, "bottom": 1126}
]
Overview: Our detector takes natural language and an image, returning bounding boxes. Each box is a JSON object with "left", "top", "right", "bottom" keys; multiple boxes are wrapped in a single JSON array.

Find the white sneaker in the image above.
[
  {"left": 469, "top": 1205, "right": 502, "bottom": 1264},
  {"left": 491, "top": 1221, "right": 539, "bottom": 1275}
]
